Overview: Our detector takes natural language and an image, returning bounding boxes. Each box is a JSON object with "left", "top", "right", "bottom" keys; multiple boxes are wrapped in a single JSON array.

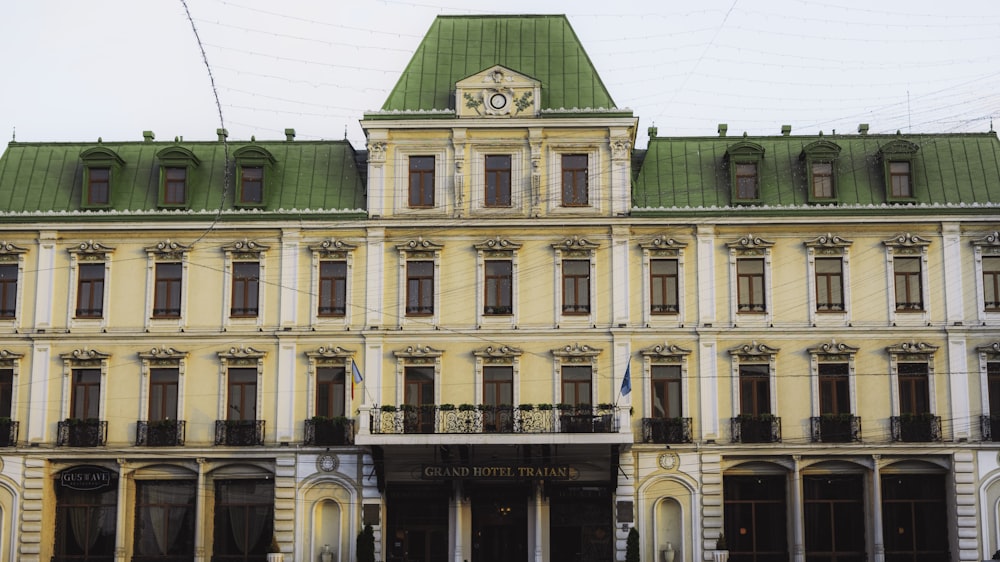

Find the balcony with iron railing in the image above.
[
  {"left": 214, "top": 420, "right": 265, "bottom": 446},
  {"left": 731, "top": 415, "right": 782, "bottom": 444},
  {"left": 810, "top": 415, "right": 862, "bottom": 443},
  {"left": 982, "top": 414, "right": 1000, "bottom": 442},
  {"left": 358, "top": 404, "right": 632, "bottom": 445},
  {"left": 304, "top": 417, "right": 355, "bottom": 446},
  {"left": 641, "top": 417, "right": 693, "bottom": 444},
  {"left": 890, "top": 414, "right": 942, "bottom": 442},
  {"left": 58, "top": 418, "right": 108, "bottom": 447},
  {"left": 136, "top": 419, "right": 186, "bottom": 446}
]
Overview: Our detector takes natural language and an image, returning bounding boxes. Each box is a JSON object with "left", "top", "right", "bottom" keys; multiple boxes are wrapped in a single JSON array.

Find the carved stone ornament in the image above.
[
  {"left": 552, "top": 236, "right": 600, "bottom": 253},
  {"left": 728, "top": 341, "right": 779, "bottom": 358},
  {"left": 61, "top": 348, "right": 111, "bottom": 362},
  {"left": 882, "top": 233, "right": 931, "bottom": 248},
  {"left": 552, "top": 343, "right": 602, "bottom": 358},
  {"left": 68, "top": 240, "right": 116, "bottom": 256},
  {"left": 807, "top": 340, "right": 859, "bottom": 356},
  {"left": 972, "top": 231, "right": 1000, "bottom": 249},
  {"left": 474, "top": 236, "right": 522, "bottom": 253},
  {"left": 727, "top": 234, "right": 775, "bottom": 251},
  {"left": 305, "top": 345, "right": 354, "bottom": 360},
  {"left": 977, "top": 342, "right": 1000, "bottom": 357},
  {"left": 367, "top": 142, "right": 386, "bottom": 163},
  {"left": 218, "top": 345, "right": 267, "bottom": 360},
  {"left": 639, "top": 342, "right": 692, "bottom": 358},
  {"left": 222, "top": 239, "right": 270, "bottom": 257},
  {"left": 397, "top": 237, "right": 443, "bottom": 253},
  {"left": 138, "top": 346, "right": 188, "bottom": 360},
  {"left": 611, "top": 138, "right": 631, "bottom": 160},
  {"left": 804, "top": 233, "right": 853, "bottom": 249},
  {"left": 639, "top": 236, "right": 687, "bottom": 255},
  {"left": 886, "top": 341, "right": 939, "bottom": 357},
  {"left": 146, "top": 239, "right": 192, "bottom": 256},
  {"left": 473, "top": 345, "right": 524, "bottom": 359},
  {"left": 0, "top": 241, "right": 27, "bottom": 255},
  {"left": 394, "top": 345, "right": 444, "bottom": 359}
]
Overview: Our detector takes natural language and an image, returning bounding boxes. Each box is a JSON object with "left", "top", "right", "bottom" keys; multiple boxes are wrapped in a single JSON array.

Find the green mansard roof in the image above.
[
  {"left": 0, "top": 137, "right": 366, "bottom": 220},
  {"left": 378, "top": 15, "right": 619, "bottom": 113},
  {"left": 632, "top": 131, "right": 1000, "bottom": 215}
]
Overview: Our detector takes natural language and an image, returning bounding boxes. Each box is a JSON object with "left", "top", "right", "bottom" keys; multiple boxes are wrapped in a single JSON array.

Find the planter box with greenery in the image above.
[
  {"left": 731, "top": 414, "right": 781, "bottom": 443},
  {"left": 641, "top": 417, "right": 693, "bottom": 444},
  {"left": 810, "top": 413, "right": 861, "bottom": 443},
  {"left": 58, "top": 418, "right": 107, "bottom": 447},
  {"left": 214, "top": 419, "right": 265, "bottom": 446},
  {"left": 891, "top": 413, "right": 941, "bottom": 442},
  {"left": 0, "top": 417, "right": 17, "bottom": 447},
  {"left": 305, "top": 416, "right": 354, "bottom": 446},
  {"left": 136, "top": 418, "right": 186, "bottom": 446}
]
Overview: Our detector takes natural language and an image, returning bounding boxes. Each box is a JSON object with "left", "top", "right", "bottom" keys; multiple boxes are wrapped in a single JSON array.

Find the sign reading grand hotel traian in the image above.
[{"left": 422, "top": 464, "right": 579, "bottom": 480}]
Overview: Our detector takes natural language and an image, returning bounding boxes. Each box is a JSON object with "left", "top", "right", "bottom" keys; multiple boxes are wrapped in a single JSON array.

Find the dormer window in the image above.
[
  {"left": 233, "top": 145, "right": 275, "bottom": 208},
  {"left": 726, "top": 141, "right": 765, "bottom": 204},
  {"left": 877, "top": 138, "right": 919, "bottom": 202},
  {"left": 800, "top": 139, "right": 841, "bottom": 203},
  {"left": 79, "top": 146, "right": 125, "bottom": 209},
  {"left": 156, "top": 146, "right": 200, "bottom": 208}
]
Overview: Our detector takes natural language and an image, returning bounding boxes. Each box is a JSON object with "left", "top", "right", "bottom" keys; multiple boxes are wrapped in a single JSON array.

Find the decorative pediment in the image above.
[
  {"left": 156, "top": 146, "right": 201, "bottom": 167},
  {"left": 233, "top": 145, "right": 276, "bottom": 165},
  {"left": 877, "top": 138, "right": 919, "bottom": 159},
  {"left": 552, "top": 236, "right": 600, "bottom": 254},
  {"left": 218, "top": 345, "right": 267, "bottom": 360},
  {"left": 394, "top": 345, "right": 444, "bottom": 360},
  {"left": 882, "top": 233, "right": 931, "bottom": 248},
  {"left": 0, "top": 242, "right": 28, "bottom": 258},
  {"left": 305, "top": 345, "right": 355, "bottom": 360},
  {"left": 639, "top": 342, "right": 692, "bottom": 358},
  {"left": 728, "top": 341, "right": 779, "bottom": 358},
  {"left": 972, "top": 231, "right": 1000, "bottom": 248},
  {"left": 639, "top": 236, "right": 687, "bottom": 256},
  {"left": 804, "top": 234, "right": 853, "bottom": 249},
  {"left": 309, "top": 239, "right": 357, "bottom": 258},
  {"left": 799, "top": 140, "right": 841, "bottom": 161},
  {"left": 396, "top": 237, "right": 443, "bottom": 257},
  {"left": 456, "top": 65, "right": 540, "bottom": 118},
  {"left": 474, "top": 236, "right": 522, "bottom": 253},
  {"left": 886, "top": 341, "right": 938, "bottom": 356},
  {"left": 726, "top": 234, "right": 774, "bottom": 252},
  {"left": 551, "top": 343, "right": 602, "bottom": 359},
  {"left": 725, "top": 140, "right": 765, "bottom": 160},
  {"left": 0, "top": 349, "right": 24, "bottom": 367},
  {"left": 473, "top": 345, "right": 523, "bottom": 359},
  {"left": 68, "top": 240, "right": 116, "bottom": 257},
  {"left": 80, "top": 146, "right": 125, "bottom": 167},
  {"left": 61, "top": 349, "right": 112, "bottom": 363},
  {"left": 978, "top": 342, "right": 1000, "bottom": 357},
  {"left": 137, "top": 346, "right": 188, "bottom": 360},
  {"left": 807, "top": 340, "right": 859, "bottom": 356},
  {"left": 222, "top": 238, "right": 270, "bottom": 259},
  {"left": 145, "top": 239, "right": 193, "bottom": 257}
]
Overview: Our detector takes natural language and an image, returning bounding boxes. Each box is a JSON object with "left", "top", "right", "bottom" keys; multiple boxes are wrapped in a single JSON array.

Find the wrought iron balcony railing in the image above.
[
  {"left": 136, "top": 420, "right": 186, "bottom": 446},
  {"left": 369, "top": 404, "right": 619, "bottom": 435},
  {"left": 58, "top": 418, "right": 108, "bottom": 447},
  {"left": 890, "top": 414, "right": 942, "bottom": 442},
  {"left": 641, "top": 417, "right": 693, "bottom": 444},
  {"left": 214, "top": 420, "right": 265, "bottom": 446},
  {"left": 0, "top": 419, "right": 17, "bottom": 447},
  {"left": 810, "top": 415, "right": 862, "bottom": 443},
  {"left": 305, "top": 417, "right": 355, "bottom": 446},
  {"left": 731, "top": 415, "right": 782, "bottom": 443},
  {"left": 982, "top": 414, "right": 1000, "bottom": 441}
]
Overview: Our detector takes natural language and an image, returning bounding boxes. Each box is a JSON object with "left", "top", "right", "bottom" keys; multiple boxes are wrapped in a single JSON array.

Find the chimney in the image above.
[
  {"left": 717, "top": 124, "right": 728, "bottom": 137},
  {"left": 216, "top": 128, "right": 228, "bottom": 141},
  {"left": 143, "top": 131, "right": 155, "bottom": 143},
  {"left": 781, "top": 125, "right": 791, "bottom": 136},
  {"left": 285, "top": 128, "right": 296, "bottom": 142},
  {"left": 858, "top": 123, "right": 869, "bottom": 136}
]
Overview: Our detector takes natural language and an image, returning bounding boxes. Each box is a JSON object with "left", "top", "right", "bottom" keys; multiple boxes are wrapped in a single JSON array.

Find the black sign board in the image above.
[{"left": 59, "top": 465, "right": 116, "bottom": 492}]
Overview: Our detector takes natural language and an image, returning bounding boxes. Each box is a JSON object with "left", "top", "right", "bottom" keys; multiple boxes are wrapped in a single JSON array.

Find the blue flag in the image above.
[
  {"left": 620, "top": 363, "right": 632, "bottom": 396},
  {"left": 352, "top": 360, "right": 363, "bottom": 399}
]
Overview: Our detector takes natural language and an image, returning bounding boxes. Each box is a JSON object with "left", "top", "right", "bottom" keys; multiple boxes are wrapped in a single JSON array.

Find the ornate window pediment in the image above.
[
  {"left": 639, "top": 342, "right": 691, "bottom": 360},
  {"left": 473, "top": 345, "right": 523, "bottom": 361},
  {"left": 456, "top": 65, "right": 540, "bottom": 118}
]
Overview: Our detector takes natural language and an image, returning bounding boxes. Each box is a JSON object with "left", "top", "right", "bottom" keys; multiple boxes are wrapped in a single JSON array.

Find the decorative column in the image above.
[
  {"left": 790, "top": 456, "right": 804, "bottom": 562},
  {"left": 195, "top": 458, "right": 208, "bottom": 562},
  {"left": 871, "top": 455, "right": 884, "bottom": 562}
]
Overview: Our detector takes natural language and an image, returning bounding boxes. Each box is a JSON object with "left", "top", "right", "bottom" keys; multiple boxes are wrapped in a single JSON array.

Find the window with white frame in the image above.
[
  {"left": 0, "top": 242, "right": 27, "bottom": 325},
  {"left": 883, "top": 233, "right": 931, "bottom": 322},
  {"left": 551, "top": 343, "right": 601, "bottom": 410},
  {"left": 640, "top": 236, "right": 687, "bottom": 325},
  {"left": 887, "top": 341, "right": 938, "bottom": 417},
  {"left": 727, "top": 234, "right": 774, "bottom": 323},
  {"left": 305, "top": 345, "right": 354, "bottom": 419},
  {"left": 66, "top": 241, "right": 114, "bottom": 326},
  {"left": 396, "top": 238, "right": 443, "bottom": 326},
  {"left": 978, "top": 342, "right": 1000, "bottom": 440},
  {"left": 640, "top": 342, "right": 691, "bottom": 420},
  {"left": 395, "top": 148, "right": 446, "bottom": 214},
  {"left": 807, "top": 340, "right": 858, "bottom": 419},
  {"left": 549, "top": 148, "right": 599, "bottom": 213},
  {"left": 138, "top": 346, "right": 186, "bottom": 423},
  {"left": 473, "top": 344, "right": 523, "bottom": 432},
  {"left": 729, "top": 341, "right": 779, "bottom": 417},
  {"left": 804, "top": 234, "right": 853, "bottom": 323},
  {"left": 0, "top": 349, "right": 23, "bottom": 444},
  {"left": 392, "top": 345, "right": 443, "bottom": 411},
  {"left": 221, "top": 239, "right": 269, "bottom": 326},
  {"left": 217, "top": 345, "right": 266, "bottom": 427},
  {"left": 552, "top": 236, "right": 599, "bottom": 325},
  {"left": 309, "top": 239, "right": 357, "bottom": 327},
  {"left": 145, "top": 240, "right": 192, "bottom": 329},
  {"left": 973, "top": 232, "right": 1000, "bottom": 322},
  {"left": 60, "top": 348, "right": 111, "bottom": 422},
  {"left": 474, "top": 237, "right": 521, "bottom": 323}
]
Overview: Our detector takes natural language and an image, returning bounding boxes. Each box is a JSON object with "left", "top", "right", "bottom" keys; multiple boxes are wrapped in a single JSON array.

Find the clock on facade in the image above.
[
  {"left": 489, "top": 92, "right": 508, "bottom": 111},
  {"left": 317, "top": 453, "right": 338, "bottom": 472}
]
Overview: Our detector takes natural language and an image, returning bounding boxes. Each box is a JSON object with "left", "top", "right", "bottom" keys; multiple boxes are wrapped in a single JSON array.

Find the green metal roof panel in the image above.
[
  {"left": 633, "top": 132, "right": 1000, "bottom": 212},
  {"left": 381, "top": 15, "right": 618, "bottom": 112},
  {"left": 0, "top": 139, "right": 366, "bottom": 217}
]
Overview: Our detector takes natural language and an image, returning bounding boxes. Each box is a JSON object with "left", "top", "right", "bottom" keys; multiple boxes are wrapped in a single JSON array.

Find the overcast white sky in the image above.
[{"left": 2, "top": 0, "right": 999, "bottom": 150}]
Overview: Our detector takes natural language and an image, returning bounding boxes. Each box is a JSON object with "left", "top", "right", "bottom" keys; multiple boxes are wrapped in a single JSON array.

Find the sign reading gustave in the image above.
[
  {"left": 59, "top": 465, "right": 116, "bottom": 491},
  {"left": 422, "top": 465, "right": 579, "bottom": 480}
]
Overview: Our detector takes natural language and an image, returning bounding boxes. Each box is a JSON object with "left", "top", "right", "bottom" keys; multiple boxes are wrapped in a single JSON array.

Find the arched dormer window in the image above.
[
  {"left": 725, "top": 140, "right": 765, "bottom": 204},
  {"left": 80, "top": 146, "right": 125, "bottom": 209},
  {"left": 233, "top": 145, "right": 276, "bottom": 208},
  {"left": 799, "top": 139, "right": 842, "bottom": 203},
  {"left": 877, "top": 138, "right": 919, "bottom": 202},
  {"left": 155, "top": 146, "right": 201, "bottom": 208}
]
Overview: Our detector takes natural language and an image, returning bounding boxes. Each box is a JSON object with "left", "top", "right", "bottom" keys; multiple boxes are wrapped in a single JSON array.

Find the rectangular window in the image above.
[
  {"left": 735, "top": 162, "right": 758, "bottom": 199},
  {"left": 164, "top": 167, "right": 187, "bottom": 205},
  {"left": 562, "top": 259, "right": 590, "bottom": 314},
  {"left": 561, "top": 154, "right": 588, "bottom": 206},
  {"left": 814, "top": 257, "right": 844, "bottom": 312},
  {"left": 231, "top": 262, "right": 260, "bottom": 317},
  {"left": 485, "top": 155, "right": 512, "bottom": 207},
  {"left": 811, "top": 162, "right": 834, "bottom": 198},
  {"left": 561, "top": 366, "right": 592, "bottom": 407},
  {"left": 0, "top": 369, "right": 11, "bottom": 418},
  {"left": 804, "top": 475, "right": 865, "bottom": 561},
  {"left": 319, "top": 261, "right": 347, "bottom": 317},
  {"left": 213, "top": 480, "right": 274, "bottom": 559},
  {"left": 55, "top": 481, "right": 117, "bottom": 560},
  {"left": 71, "top": 368, "right": 101, "bottom": 419},
  {"left": 406, "top": 261, "right": 434, "bottom": 316},
  {"left": 153, "top": 262, "right": 182, "bottom": 318},
  {"left": 989, "top": 362, "right": 1000, "bottom": 416},
  {"left": 984, "top": 256, "right": 1000, "bottom": 311},
  {"left": 227, "top": 367, "right": 257, "bottom": 421},
  {"left": 724, "top": 475, "right": 788, "bottom": 561},
  {"left": 316, "top": 366, "right": 346, "bottom": 418},
  {"left": 240, "top": 166, "right": 264, "bottom": 204},
  {"left": 134, "top": 480, "right": 196, "bottom": 560},
  {"left": 88, "top": 167, "right": 110, "bottom": 205},
  {"left": 739, "top": 364, "right": 770, "bottom": 415},
  {"left": 651, "top": 365, "right": 682, "bottom": 418},
  {"left": 737, "top": 258, "right": 766, "bottom": 312},
  {"left": 148, "top": 368, "right": 179, "bottom": 422},
  {"left": 898, "top": 362, "right": 929, "bottom": 415},
  {"left": 75, "top": 263, "right": 105, "bottom": 318},
  {"left": 818, "top": 363, "right": 850, "bottom": 415},
  {"left": 404, "top": 366, "right": 435, "bottom": 433},
  {"left": 893, "top": 256, "right": 923, "bottom": 311},
  {"left": 483, "top": 366, "right": 513, "bottom": 407},
  {"left": 484, "top": 260, "right": 513, "bottom": 315},
  {"left": 0, "top": 264, "right": 17, "bottom": 318},
  {"left": 408, "top": 156, "right": 435, "bottom": 207},
  {"left": 889, "top": 161, "right": 912, "bottom": 197},
  {"left": 650, "top": 259, "right": 679, "bottom": 314},
  {"left": 881, "top": 474, "right": 949, "bottom": 560}
]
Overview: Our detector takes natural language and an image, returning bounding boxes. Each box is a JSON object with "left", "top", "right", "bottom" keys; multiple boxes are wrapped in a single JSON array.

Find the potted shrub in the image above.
[
  {"left": 357, "top": 524, "right": 375, "bottom": 562},
  {"left": 713, "top": 534, "right": 729, "bottom": 562},
  {"left": 625, "top": 527, "right": 639, "bottom": 562},
  {"left": 266, "top": 535, "right": 283, "bottom": 562}
]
